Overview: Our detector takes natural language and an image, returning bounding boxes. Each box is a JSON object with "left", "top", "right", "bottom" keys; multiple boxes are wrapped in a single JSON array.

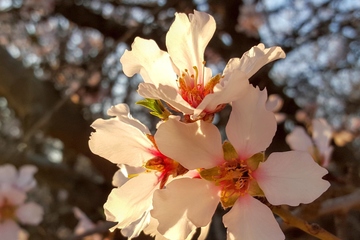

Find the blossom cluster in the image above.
[
  {"left": 0, "top": 164, "right": 44, "bottom": 240},
  {"left": 89, "top": 10, "right": 330, "bottom": 240}
]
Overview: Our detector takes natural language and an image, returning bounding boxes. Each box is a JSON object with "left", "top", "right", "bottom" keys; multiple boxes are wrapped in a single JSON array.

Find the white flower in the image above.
[
  {"left": 286, "top": 118, "right": 334, "bottom": 167},
  {"left": 120, "top": 10, "right": 285, "bottom": 119},
  {"left": 151, "top": 85, "right": 330, "bottom": 239},
  {"left": 89, "top": 104, "right": 191, "bottom": 238}
]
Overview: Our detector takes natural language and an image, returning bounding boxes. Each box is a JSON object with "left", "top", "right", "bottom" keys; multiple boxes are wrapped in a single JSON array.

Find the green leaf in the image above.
[{"left": 136, "top": 99, "right": 171, "bottom": 120}]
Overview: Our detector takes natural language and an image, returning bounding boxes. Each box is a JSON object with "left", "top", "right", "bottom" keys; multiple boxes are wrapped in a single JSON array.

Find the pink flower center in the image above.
[
  {"left": 178, "top": 66, "right": 221, "bottom": 108},
  {"left": 145, "top": 135, "right": 188, "bottom": 188},
  {"left": 0, "top": 199, "right": 16, "bottom": 222}
]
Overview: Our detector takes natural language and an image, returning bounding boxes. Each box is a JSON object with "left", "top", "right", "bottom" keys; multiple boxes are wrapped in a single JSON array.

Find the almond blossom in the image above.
[
  {"left": 89, "top": 104, "right": 192, "bottom": 239},
  {"left": 120, "top": 10, "right": 285, "bottom": 120},
  {"left": 0, "top": 164, "right": 44, "bottom": 240},
  {"left": 286, "top": 118, "right": 334, "bottom": 167},
  {"left": 151, "top": 85, "right": 330, "bottom": 239}
]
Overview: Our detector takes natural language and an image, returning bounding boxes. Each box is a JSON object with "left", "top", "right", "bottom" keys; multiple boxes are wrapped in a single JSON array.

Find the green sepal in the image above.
[
  {"left": 199, "top": 167, "right": 220, "bottom": 182},
  {"left": 247, "top": 179, "right": 265, "bottom": 197},
  {"left": 220, "top": 191, "right": 240, "bottom": 209},
  {"left": 136, "top": 99, "right": 171, "bottom": 120},
  {"left": 222, "top": 141, "right": 238, "bottom": 162},
  {"left": 246, "top": 152, "right": 265, "bottom": 171}
]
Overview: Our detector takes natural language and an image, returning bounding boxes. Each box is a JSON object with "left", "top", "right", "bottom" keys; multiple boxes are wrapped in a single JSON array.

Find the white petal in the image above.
[
  {"left": 137, "top": 83, "right": 194, "bottom": 114},
  {"left": 104, "top": 172, "right": 159, "bottom": 229},
  {"left": 120, "top": 37, "right": 178, "bottom": 88},
  {"left": 155, "top": 118, "right": 223, "bottom": 169},
  {"left": 112, "top": 168, "right": 129, "bottom": 188},
  {"left": 223, "top": 44, "right": 285, "bottom": 79},
  {"left": 253, "top": 151, "right": 330, "bottom": 206},
  {"left": 223, "top": 194, "right": 284, "bottom": 240},
  {"left": 16, "top": 202, "right": 44, "bottom": 225},
  {"left": 112, "top": 165, "right": 144, "bottom": 188},
  {"left": 166, "top": 10, "right": 215, "bottom": 84},
  {"left": 107, "top": 103, "right": 150, "bottom": 134},
  {"left": 16, "top": 165, "right": 37, "bottom": 192},
  {"left": 89, "top": 116, "right": 155, "bottom": 167},
  {"left": 194, "top": 70, "right": 250, "bottom": 117},
  {"left": 0, "top": 220, "right": 21, "bottom": 240},
  {"left": 312, "top": 118, "right": 333, "bottom": 155},
  {"left": 226, "top": 86, "right": 276, "bottom": 159},
  {"left": 151, "top": 178, "right": 219, "bottom": 239},
  {"left": 198, "top": 223, "right": 211, "bottom": 240},
  {"left": 121, "top": 210, "right": 151, "bottom": 239},
  {"left": 0, "top": 164, "right": 17, "bottom": 185},
  {"left": 285, "top": 126, "right": 313, "bottom": 152},
  {"left": 143, "top": 217, "right": 169, "bottom": 240}
]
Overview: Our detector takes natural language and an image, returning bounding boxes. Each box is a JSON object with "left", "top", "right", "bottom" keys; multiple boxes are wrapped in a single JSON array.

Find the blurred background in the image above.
[{"left": 0, "top": 0, "right": 359, "bottom": 239}]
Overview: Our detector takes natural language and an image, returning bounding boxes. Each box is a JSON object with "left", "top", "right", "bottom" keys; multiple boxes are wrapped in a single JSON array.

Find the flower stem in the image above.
[{"left": 271, "top": 205, "right": 341, "bottom": 240}]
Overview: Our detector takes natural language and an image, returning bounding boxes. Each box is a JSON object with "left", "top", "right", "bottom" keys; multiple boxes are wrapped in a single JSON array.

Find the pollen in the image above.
[
  {"left": 178, "top": 65, "right": 221, "bottom": 108},
  {"left": 199, "top": 142, "right": 264, "bottom": 208},
  {"left": 145, "top": 135, "right": 188, "bottom": 189}
]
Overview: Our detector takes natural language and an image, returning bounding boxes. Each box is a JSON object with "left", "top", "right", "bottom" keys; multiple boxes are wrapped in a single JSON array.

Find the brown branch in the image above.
[{"left": 272, "top": 205, "right": 341, "bottom": 240}]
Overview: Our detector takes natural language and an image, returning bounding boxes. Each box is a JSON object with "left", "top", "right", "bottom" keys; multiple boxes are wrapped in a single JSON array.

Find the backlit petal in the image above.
[
  {"left": 155, "top": 118, "right": 223, "bottom": 169},
  {"left": 120, "top": 37, "right": 177, "bottom": 88},
  {"left": 223, "top": 194, "right": 284, "bottom": 240},
  {"left": 121, "top": 210, "right": 151, "bottom": 239},
  {"left": 137, "top": 83, "right": 194, "bottom": 114},
  {"left": 223, "top": 44, "right": 285, "bottom": 79},
  {"left": 226, "top": 86, "right": 276, "bottom": 159},
  {"left": 194, "top": 70, "right": 251, "bottom": 118},
  {"left": 107, "top": 103, "right": 150, "bottom": 134},
  {"left": 151, "top": 178, "right": 220, "bottom": 239},
  {"left": 104, "top": 172, "right": 159, "bottom": 229},
  {"left": 166, "top": 10, "right": 215, "bottom": 84},
  {"left": 89, "top": 116, "right": 155, "bottom": 167},
  {"left": 253, "top": 151, "right": 330, "bottom": 206}
]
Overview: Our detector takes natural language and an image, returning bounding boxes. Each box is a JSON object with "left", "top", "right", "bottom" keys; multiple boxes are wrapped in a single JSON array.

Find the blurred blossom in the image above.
[
  {"left": 73, "top": 207, "right": 102, "bottom": 240},
  {"left": 286, "top": 118, "right": 334, "bottom": 167},
  {"left": 236, "top": 4, "right": 264, "bottom": 37},
  {"left": 0, "top": 164, "right": 44, "bottom": 240},
  {"left": 266, "top": 94, "right": 286, "bottom": 123}
]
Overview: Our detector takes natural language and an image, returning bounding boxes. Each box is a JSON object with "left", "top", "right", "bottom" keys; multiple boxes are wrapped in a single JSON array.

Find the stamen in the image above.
[{"left": 192, "top": 66, "right": 199, "bottom": 85}]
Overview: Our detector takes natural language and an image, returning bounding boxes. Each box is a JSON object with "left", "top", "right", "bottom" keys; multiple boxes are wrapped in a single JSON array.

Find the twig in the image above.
[
  {"left": 272, "top": 205, "right": 341, "bottom": 240},
  {"left": 319, "top": 189, "right": 360, "bottom": 216}
]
